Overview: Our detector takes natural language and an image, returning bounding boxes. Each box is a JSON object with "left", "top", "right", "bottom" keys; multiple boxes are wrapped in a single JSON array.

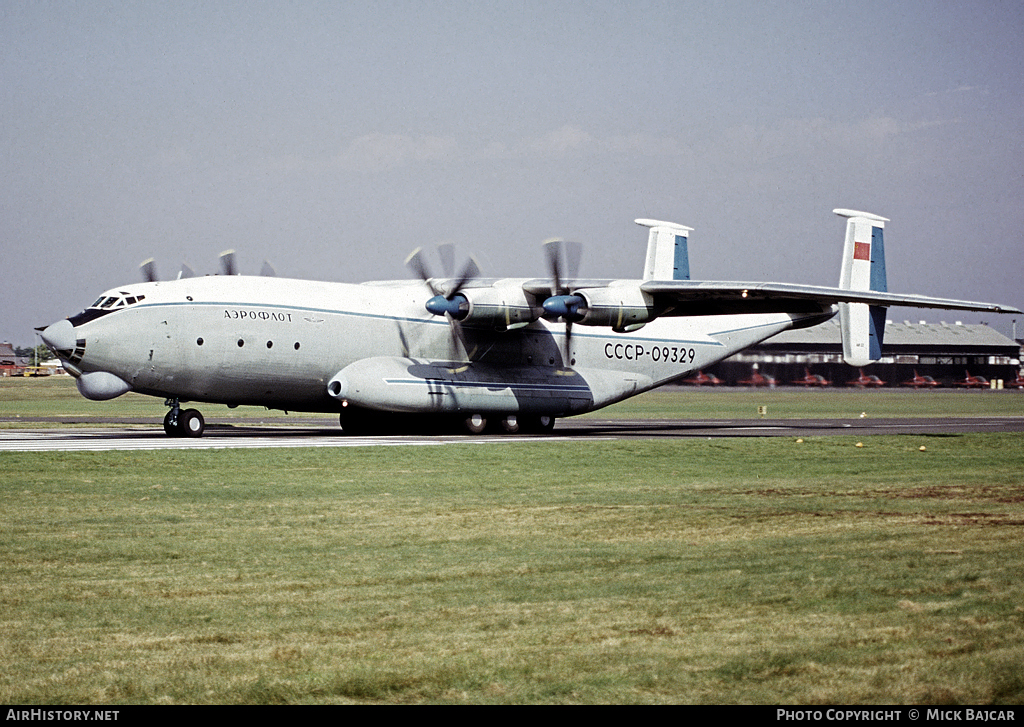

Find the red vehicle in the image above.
[
  {"left": 737, "top": 368, "right": 777, "bottom": 387},
  {"left": 793, "top": 367, "right": 829, "bottom": 386},
  {"left": 901, "top": 370, "right": 939, "bottom": 388},
  {"left": 681, "top": 370, "right": 722, "bottom": 386},
  {"left": 848, "top": 369, "right": 885, "bottom": 387},
  {"left": 953, "top": 370, "right": 989, "bottom": 388}
]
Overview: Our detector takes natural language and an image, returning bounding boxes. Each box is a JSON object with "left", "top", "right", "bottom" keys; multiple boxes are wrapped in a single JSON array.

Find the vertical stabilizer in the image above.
[
  {"left": 635, "top": 219, "right": 693, "bottom": 281},
  {"left": 834, "top": 209, "right": 889, "bottom": 367}
]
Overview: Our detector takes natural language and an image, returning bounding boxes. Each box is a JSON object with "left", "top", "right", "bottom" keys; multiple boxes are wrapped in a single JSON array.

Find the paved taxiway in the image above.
[{"left": 1, "top": 416, "right": 1022, "bottom": 452}]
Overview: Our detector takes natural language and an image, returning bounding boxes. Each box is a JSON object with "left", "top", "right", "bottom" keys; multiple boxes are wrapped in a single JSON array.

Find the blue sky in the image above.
[{"left": 3, "top": 1, "right": 1022, "bottom": 345}]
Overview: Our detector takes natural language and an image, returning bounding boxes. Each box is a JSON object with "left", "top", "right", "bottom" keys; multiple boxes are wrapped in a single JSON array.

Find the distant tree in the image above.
[{"left": 32, "top": 344, "right": 55, "bottom": 362}]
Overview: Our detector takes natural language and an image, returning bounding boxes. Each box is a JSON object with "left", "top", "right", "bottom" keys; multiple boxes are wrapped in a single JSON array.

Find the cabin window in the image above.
[
  {"left": 197, "top": 338, "right": 204, "bottom": 346},
  {"left": 266, "top": 341, "right": 273, "bottom": 349},
  {"left": 294, "top": 342, "right": 300, "bottom": 350},
  {"left": 237, "top": 339, "right": 245, "bottom": 347}
]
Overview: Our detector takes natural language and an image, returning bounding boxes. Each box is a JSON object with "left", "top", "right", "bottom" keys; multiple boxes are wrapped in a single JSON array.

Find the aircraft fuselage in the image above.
[{"left": 49, "top": 274, "right": 831, "bottom": 419}]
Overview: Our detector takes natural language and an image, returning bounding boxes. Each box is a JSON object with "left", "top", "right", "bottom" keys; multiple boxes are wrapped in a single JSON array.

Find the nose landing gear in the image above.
[{"left": 163, "top": 399, "right": 205, "bottom": 438}]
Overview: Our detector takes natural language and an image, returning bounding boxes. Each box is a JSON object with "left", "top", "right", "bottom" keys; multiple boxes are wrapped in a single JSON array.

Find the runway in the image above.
[{"left": 1, "top": 415, "right": 1022, "bottom": 452}]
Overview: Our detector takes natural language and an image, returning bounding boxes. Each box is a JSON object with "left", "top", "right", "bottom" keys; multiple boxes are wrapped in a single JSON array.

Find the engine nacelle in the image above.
[
  {"left": 432, "top": 281, "right": 542, "bottom": 331},
  {"left": 574, "top": 283, "right": 661, "bottom": 332}
]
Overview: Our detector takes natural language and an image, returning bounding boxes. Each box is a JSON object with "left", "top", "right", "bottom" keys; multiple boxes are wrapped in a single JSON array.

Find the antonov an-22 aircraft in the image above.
[{"left": 39, "top": 209, "right": 1019, "bottom": 437}]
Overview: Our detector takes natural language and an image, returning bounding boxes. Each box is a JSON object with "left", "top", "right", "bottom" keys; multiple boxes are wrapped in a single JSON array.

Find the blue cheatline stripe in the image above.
[
  {"left": 870, "top": 226, "right": 887, "bottom": 292},
  {"left": 674, "top": 235, "right": 690, "bottom": 281}
]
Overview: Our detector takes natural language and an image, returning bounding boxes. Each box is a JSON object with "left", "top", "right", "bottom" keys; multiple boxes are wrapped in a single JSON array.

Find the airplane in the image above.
[
  {"left": 900, "top": 370, "right": 939, "bottom": 388},
  {"left": 793, "top": 367, "right": 830, "bottom": 387},
  {"left": 953, "top": 370, "right": 990, "bottom": 388},
  {"left": 736, "top": 366, "right": 777, "bottom": 387},
  {"left": 680, "top": 370, "right": 723, "bottom": 386},
  {"left": 847, "top": 369, "right": 885, "bottom": 387},
  {"left": 1005, "top": 372, "right": 1024, "bottom": 389},
  {"left": 37, "top": 209, "right": 1020, "bottom": 437}
]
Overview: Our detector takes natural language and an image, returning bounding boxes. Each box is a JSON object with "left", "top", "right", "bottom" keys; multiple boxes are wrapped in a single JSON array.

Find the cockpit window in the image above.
[
  {"left": 70, "top": 293, "right": 146, "bottom": 327},
  {"left": 91, "top": 294, "right": 145, "bottom": 310}
]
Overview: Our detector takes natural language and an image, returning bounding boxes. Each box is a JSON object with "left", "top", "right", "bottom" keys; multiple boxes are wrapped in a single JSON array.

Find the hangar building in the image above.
[{"left": 707, "top": 320, "right": 1021, "bottom": 387}]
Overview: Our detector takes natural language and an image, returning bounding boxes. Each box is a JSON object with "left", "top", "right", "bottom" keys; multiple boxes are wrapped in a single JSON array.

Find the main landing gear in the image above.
[
  {"left": 464, "top": 413, "right": 556, "bottom": 435},
  {"left": 163, "top": 399, "right": 205, "bottom": 438},
  {"left": 338, "top": 407, "right": 557, "bottom": 436}
]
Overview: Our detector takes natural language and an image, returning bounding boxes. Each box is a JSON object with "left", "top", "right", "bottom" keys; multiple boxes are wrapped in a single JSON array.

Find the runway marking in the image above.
[{"left": 0, "top": 428, "right": 575, "bottom": 452}]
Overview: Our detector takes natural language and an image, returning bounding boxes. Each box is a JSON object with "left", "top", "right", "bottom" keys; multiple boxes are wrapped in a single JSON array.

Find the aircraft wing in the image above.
[{"left": 636, "top": 281, "right": 1022, "bottom": 317}]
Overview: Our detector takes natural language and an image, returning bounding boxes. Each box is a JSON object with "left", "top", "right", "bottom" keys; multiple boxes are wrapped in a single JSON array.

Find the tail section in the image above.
[
  {"left": 834, "top": 209, "right": 889, "bottom": 367},
  {"left": 635, "top": 219, "right": 693, "bottom": 281}
]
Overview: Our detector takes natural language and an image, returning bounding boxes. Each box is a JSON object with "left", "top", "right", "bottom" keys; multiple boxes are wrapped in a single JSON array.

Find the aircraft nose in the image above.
[{"left": 39, "top": 319, "right": 77, "bottom": 355}]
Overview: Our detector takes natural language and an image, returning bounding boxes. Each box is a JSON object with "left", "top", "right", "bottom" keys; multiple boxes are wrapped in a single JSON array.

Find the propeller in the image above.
[
  {"left": 406, "top": 244, "right": 481, "bottom": 363},
  {"left": 541, "top": 239, "right": 584, "bottom": 365},
  {"left": 140, "top": 258, "right": 158, "bottom": 283},
  {"left": 139, "top": 253, "right": 274, "bottom": 281},
  {"left": 395, "top": 319, "right": 411, "bottom": 358},
  {"left": 219, "top": 250, "right": 237, "bottom": 276}
]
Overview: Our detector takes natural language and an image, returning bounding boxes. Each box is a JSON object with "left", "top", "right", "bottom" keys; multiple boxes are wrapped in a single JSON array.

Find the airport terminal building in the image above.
[{"left": 706, "top": 320, "right": 1021, "bottom": 387}]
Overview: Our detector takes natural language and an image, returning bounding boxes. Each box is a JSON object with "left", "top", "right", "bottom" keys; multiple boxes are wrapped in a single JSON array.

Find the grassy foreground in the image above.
[{"left": 1, "top": 435, "right": 1023, "bottom": 704}]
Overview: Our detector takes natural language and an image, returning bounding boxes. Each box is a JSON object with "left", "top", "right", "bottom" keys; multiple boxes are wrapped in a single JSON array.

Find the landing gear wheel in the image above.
[
  {"left": 521, "top": 414, "right": 556, "bottom": 434},
  {"left": 463, "top": 413, "right": 488, "bottom": 434},
  {"left": 498, "top": 415, "right": 521, "bottom": 434},
  {"left": 179, "top": 408, "right": 205, "bottom": 438},
  {"left": 163, "top": 410, "right": 182, "bottom": 437}
]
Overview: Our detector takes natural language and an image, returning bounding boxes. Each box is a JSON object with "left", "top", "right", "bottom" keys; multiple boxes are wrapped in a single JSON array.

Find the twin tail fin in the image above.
[{"left": 835, "top": 209, "right": 889, "bottom": 367}]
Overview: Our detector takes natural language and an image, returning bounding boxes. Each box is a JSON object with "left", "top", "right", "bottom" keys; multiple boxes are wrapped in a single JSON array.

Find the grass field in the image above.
[{"left": 1, "top": 378, "right": 1023, "bottom": 704}]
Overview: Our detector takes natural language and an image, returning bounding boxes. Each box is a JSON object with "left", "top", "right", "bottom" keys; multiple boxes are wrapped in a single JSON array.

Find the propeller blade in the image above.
[
  {"left": 437, "top": 242, "right": 456, "bottom": 278},
  {"left": 140, "top": 258, "right": 158, "bottom": 283},
  {"left": 563, "top": 240, "right": 582, "bottom": 286},
  {"left": 395, "top": 320, "right": 411, "bottom": 357},
  {"left": 449, "top": 256, "right": 480, "bottom": 296},
  {"left": 543, "top": 239, "right": 582, "bottom": 295},
  {"left": 447, "top": 313, "right": 462, "bottom": 363},
  {"left": 543, "top": 239, "right": 564, "bottom": 295},
  {"left": 543, "top": 239, "right": 583, "bottom": 367},
  {"left": 219, "top": 250, "right": 237, "bottom": 276},
  {"left": 405, "top": 247, "right": 441, "bottom": 296}
]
